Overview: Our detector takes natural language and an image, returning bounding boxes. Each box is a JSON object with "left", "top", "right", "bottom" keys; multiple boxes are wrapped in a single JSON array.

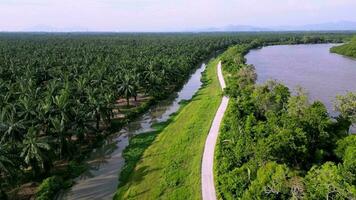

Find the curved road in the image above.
[{"left": 201, "top": 61, "right": 229, "bottom": 200}]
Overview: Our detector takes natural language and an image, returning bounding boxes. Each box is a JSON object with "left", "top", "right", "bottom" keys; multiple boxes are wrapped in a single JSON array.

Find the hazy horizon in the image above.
[{"left": 1, "top": 0, "right": 356, "bottom": 32}]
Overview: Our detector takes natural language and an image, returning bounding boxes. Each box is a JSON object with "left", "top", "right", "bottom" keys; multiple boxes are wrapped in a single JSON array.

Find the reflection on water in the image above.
[
  {"left": 58, "top": 63, "right": 206, "bottom": 200},
  {"left": 246, "top": 44, "right": 356, "bottom": 132}
]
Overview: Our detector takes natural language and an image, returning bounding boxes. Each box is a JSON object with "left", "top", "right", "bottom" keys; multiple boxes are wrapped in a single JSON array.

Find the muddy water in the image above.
[{"left": 58, "top": 63, "right": 207, "bottom": 200}]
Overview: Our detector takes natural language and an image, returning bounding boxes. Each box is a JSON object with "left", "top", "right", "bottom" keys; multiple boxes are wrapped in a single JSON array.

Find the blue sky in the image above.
[{"left": 0, "top": 0, "right": 355, "bottom": 31}]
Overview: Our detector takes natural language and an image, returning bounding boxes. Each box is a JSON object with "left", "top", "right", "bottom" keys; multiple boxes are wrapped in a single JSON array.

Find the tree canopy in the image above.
[{"left": 216, "top": 43, "right": 356, "bottom": 200}]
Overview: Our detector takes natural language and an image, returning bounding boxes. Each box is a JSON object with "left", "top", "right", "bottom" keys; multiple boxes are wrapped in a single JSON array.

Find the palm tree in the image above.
[
  {"left": 0, "top": 145, "right": 14, "bottom": 177},
  {"left": 21, "top": 127, "right": 50, "bottom": 176},
  {"left": 131, "top": 72, "right": 141, "bottom": 102},
  {"left": 143, "top": 64, "right": 162, "bottom": 97},
  {"left": 18, "top": 95, "right": 37, "bottom": 122},
  {"left": 118, "top": 73, "right": 135, "bottom": 107},
  {"left": 0, "top": 109, "right": 25, "bottom": 144},
  {"left": 87, "top": 87, "right": 104, "bottom": 130},
  {"left": 0, "top": 144, "right": 18, "bottom": 200}
]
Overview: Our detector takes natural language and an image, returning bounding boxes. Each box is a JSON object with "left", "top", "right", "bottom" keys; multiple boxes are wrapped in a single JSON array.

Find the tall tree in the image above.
[{"left": 335, "top": 92, "right": 356, "bottom": 124}]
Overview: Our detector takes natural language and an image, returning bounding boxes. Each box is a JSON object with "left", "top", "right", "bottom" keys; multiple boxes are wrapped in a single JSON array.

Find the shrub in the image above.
[{"left": 36, "top": 176, "right": 63, "bottom": 200}]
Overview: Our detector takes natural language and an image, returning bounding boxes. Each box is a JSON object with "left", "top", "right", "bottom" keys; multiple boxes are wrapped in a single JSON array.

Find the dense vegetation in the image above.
[
  {"left": 0, "top": 32, "right": 352, "bottom": 199},
  {"left": 216, "top": 43, "right": 356, "bottom": 199},
  {"left": 331, "top": 36, "right": 356, "bottom": 58},
  {"left": 114, "top": 32, "right": 354, "bottom": 200},
  {"left": 115, "top": 59, "right": 222, "bottom": 199},
  {"left": 0, "top": 33, "right": 239, "bottom": 198}
]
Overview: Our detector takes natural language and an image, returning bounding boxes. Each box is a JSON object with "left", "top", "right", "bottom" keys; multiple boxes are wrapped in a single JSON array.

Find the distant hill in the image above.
[{"left": 198, "top": 21, "right": 356, "bottom": 32}]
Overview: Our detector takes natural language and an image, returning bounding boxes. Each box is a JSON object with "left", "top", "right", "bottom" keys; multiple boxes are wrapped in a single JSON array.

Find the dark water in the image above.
[
  {"left": 58, "top": 63, "right": 207, "bottom": 200},
  {"left": 246, "top": 44, "right": 356, "bottom": 131}
]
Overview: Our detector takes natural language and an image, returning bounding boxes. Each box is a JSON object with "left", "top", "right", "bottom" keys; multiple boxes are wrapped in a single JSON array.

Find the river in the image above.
[
  {"left": 58, "top": 62, "right": 207, "bottom": 200},
  {"left": 246, "top": 43, "right": 356, "bottom": 131}
]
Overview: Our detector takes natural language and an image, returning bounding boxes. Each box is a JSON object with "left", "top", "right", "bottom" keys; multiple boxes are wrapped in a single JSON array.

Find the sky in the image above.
[{"left": 0, "top": 0, "right": 355, "bottom": 31}]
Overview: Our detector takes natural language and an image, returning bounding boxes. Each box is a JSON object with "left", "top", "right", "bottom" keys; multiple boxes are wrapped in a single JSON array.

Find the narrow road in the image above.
[{"left": 201, "top": 61, "right": 229, "bottom": 200}]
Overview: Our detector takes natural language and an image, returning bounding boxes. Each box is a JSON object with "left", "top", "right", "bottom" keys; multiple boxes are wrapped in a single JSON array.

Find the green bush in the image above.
[
  {"left": 36, "top": 176, "right": 63, "bottom": 200},
  {"left": 67, "top": 161, "right": 87, "bottom": 178},
  {"left": 335, "top": 135, "right": 356, "bottom": 159},
  {"left": 304, "top": 162, "right": 356, "bottom": 199},
  {"left": 241, "top": 162, "right": 293, "bottom": 200}
]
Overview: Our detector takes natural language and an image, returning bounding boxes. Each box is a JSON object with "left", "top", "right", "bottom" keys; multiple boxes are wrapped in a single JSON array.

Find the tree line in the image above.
[{"left": 216, "top": 42, "right": 356, "bottom": 199}]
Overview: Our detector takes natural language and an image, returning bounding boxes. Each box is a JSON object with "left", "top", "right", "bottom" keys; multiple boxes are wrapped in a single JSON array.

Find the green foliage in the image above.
[
  {"left": 304, "top": 162, "right": 356, "bottom": 199},
  {"left": 0, "top": 145, "right": 14, "bottom": 176},
  {"left": 115, "top": 58, "right": 222, "bottom": 199},
  {"left": 241, "top": 162, "right": 293, "bottom": 200},
  {"left": 252, "top": 80, "right": 290, "bottom": 117},
  {"left": 217, "top": 164, "right": 252, "bottom": 199},
  {"left": 216, "top": 43, "right": 355, "bottom": 200},
  {"left": 35, "top": 176, "right": 70, "bottom": 200},
  {"left": 66, "top": 161, "right": 87, "bottom": 179},
  {"left": 0, "top": 32, "right": 352, "bottom": 196},
  {"left": 117, "top": 127, "right": 163, "bottom": 188},
  {"left": 335, "top": 135, "right": 356, "bottom": 183},
  {"left": 335, "top": 135, "right": 356, "bottom": 159},
  {"left": 0, "top": 33, "right": 243, "bottom": 191},
  {"left": 331, "top": 36, "right": 356, "bottom": 58},
  {"left": 21, "top": 127, "right": 51, "bottom": 176},
  {"left": 334, "top": 92, "right": 356, "bottom": 124},
  {"left": 342, "top": 146, "right": 356, "bottom": 178}
]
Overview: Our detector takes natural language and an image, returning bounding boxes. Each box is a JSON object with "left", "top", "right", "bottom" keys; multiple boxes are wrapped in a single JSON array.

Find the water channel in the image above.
[{"left": 58, "top": 62, "right": 207, "bottom": 200}]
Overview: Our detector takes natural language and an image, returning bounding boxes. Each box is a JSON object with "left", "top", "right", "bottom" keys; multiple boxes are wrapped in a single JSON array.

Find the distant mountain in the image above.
[
  {"left": 198, "top": 21, "right": 356, "bottom": 32},
  {"left": 277, "top": 21, "right": 356, "bottom": 31}
]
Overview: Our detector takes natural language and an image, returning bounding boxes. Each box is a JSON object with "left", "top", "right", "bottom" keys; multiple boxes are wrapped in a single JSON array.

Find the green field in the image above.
[{"left": 115, "top": 58, "right": 222, "bottom": 199}]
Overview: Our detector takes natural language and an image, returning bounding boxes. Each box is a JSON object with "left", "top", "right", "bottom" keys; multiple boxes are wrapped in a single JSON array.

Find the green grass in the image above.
[
  {"left": 114, "top": 58, "right": 222, "bottom": 200},
  {"left": 330, "top": 36, "right": 356, "bottom": 58},
  {"left": 117, "top": 120, "right": 172, "bottom": 189}
]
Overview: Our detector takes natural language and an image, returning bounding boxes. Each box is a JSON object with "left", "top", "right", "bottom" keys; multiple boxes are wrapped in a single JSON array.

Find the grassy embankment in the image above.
[
  {"left": 115, "top": 58, "right": 222, "bottom": 199},
  {"left": 331, "top": 36, "right": 356, "bottom": 58}
]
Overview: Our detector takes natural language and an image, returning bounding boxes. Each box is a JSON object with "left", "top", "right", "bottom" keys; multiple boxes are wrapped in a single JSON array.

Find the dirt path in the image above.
[{"left": 201, "top": 61, "right": 229, "bottom": 200}]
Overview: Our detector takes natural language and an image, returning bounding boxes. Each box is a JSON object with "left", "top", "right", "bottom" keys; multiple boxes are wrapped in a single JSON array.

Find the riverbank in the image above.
[
  {"left": 215, "top": 43, "right": 355, "bottom": 199},
  {"left": 330, "top": 36, "right": 356, "bottom": 58},
  {"left": 58, "top": 62, "right": 208, "bottom": 200},
  {"left": 115, "top": 58, "right": 222, "bottom": 199},
  {"left": 247, "top": 43, "right": 356, "bottom": 114}
]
